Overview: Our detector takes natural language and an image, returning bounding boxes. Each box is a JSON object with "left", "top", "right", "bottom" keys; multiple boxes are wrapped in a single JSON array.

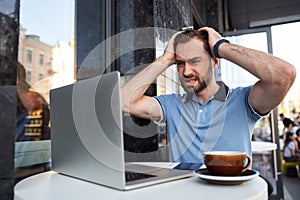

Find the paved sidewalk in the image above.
[{"left": 282, "top": 175, "right": 300, "bottom": 200}]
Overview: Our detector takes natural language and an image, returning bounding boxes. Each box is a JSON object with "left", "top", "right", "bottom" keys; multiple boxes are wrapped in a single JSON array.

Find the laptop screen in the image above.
[{"left": 50, "top": 71, "right": 126, "bottom": 189}]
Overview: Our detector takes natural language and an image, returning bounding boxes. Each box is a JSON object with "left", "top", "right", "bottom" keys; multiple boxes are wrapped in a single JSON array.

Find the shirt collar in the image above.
[
  {"left": 214, "top": 81, "right": 229, "bottom": 101},
  {"left": 182, "top": 81, "right": 229, "bottom": 103}
]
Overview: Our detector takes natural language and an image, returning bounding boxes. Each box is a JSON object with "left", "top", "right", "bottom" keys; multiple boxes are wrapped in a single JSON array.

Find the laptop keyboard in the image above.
[{"left": 125, "top": 171, "right": 156, "bottom": 182}]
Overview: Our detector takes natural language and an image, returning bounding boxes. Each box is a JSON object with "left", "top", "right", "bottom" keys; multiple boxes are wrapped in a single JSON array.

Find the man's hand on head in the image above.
[
  {"left": 198, "top": 27, "right": 222, "bottom": 56},
  {"left": 160, "top": 31, "right": 182, "bottom": 67}
]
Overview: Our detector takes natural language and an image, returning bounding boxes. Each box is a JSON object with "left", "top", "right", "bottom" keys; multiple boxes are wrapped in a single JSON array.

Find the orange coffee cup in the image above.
[{"left": 203, "top": 151, "right": 252, "bottom": 176}]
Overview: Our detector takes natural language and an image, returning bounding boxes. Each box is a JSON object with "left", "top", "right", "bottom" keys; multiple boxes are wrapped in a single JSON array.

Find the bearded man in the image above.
[{"left": 122, "top": 27, "right": 296, "bottom": 164}]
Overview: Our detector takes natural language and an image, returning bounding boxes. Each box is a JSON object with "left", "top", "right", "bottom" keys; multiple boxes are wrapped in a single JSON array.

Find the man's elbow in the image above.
[
  {"left": 277, "top": 64, "right": 296, "bottom": 89},
  {"left": 284, "top": 64, "right": 296, "bottom": 88}
]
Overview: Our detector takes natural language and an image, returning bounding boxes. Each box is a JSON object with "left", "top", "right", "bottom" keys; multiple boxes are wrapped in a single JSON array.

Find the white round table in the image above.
[
  {"left": 251, "top": 141, "right": 277, "bottom": 153},
  {"left": 251, "top": 141, "right": 277, "bottom": 182},
  {"left": 14, "top": 171, "right": 267, "bottom": 200}
]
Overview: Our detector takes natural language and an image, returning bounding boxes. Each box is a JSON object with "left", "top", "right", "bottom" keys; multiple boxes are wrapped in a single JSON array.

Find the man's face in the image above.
[{"left": 175, "top": 38, "right": 216, "bottom": 94}]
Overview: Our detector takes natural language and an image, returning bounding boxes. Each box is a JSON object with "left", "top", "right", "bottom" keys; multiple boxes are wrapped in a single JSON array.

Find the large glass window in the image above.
[
  {"left": 15, "top": 0, "right": 75, "bottom": 183},
  {"left": 272, "top": 22, "right": 300, "bottom": 124}
]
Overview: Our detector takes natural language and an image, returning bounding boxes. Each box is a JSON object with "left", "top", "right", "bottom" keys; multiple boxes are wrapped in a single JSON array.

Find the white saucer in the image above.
[{"left": 193, "top": 168, "right": 259, "bottom": 185}]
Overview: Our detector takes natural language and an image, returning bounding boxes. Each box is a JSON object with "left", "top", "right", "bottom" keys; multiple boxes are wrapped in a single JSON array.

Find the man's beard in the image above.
[
  {"left": 180, "top": 63, "right": 214, "bottom": 95},
  {"left": 180, "top": 75, "right": 208, "bottom": 94},
  {"left": 194, "top": 77, "right": 208, "bottom": 93}
]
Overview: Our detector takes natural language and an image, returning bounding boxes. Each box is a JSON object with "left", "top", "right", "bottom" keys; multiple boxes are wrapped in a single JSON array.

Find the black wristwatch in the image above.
[{"left": 213, "top": 39, "right": 230, "bottom": 58}]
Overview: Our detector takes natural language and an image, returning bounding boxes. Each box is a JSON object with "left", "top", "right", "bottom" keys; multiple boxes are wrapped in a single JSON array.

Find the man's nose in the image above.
[{"left": 183, "top": 62, "right": 193, "bottom": 76}]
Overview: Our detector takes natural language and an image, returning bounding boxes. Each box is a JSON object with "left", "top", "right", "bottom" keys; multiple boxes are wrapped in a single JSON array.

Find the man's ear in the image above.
[{"left": 212, "top": 57, "right": 219, "bottom": 68}]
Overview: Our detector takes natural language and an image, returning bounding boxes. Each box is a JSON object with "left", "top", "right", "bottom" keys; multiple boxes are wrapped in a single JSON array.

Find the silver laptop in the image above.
[{"left": 50, "top": 71, "right": 193, "bottom": 190}]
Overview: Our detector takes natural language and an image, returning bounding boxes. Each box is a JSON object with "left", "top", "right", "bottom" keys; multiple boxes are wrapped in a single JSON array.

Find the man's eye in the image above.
[
  {"left": 176, "top": 61, "right": 184, "bottom": 66},
  {"left": 191, "top": 60, "right": 200, "bottom": 65}
]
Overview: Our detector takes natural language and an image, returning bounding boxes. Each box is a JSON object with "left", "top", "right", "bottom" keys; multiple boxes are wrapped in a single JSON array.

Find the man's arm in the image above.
[
  {"left": 121, "top": 32, "right": 179, "bottom": 120},
  {"left": 200, "top": 27, "right": 296, "bottom": 115},
  {"left": 17, "top": 85, "right": 43, "bottom": 112}
]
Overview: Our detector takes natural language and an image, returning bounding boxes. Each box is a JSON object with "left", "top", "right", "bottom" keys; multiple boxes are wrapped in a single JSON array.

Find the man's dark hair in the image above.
[{"left": 173, "top": 29, "right": 213, "bottom": 58}]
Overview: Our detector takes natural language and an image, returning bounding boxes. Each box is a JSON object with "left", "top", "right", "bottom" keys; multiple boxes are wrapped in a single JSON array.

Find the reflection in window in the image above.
[
  {"left": 0, "top": 38, "right": 5, "bottom": 55},
  {"left": 26, "top": 70, "right": 31, "bottom": 83},
  {"left": 26, "top": 49, "right": 32, "bottom": 63},
  {"left": 39, "top": 53, "right": 44, "bottom": 65},
  {"left": 15, "top": 0, "right": 75, "bottom": 184}
]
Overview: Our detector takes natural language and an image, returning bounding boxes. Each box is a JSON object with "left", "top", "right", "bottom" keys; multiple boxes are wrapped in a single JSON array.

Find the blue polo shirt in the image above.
[{"left": 154, "top": 82, "right": 262, "bottom": 164}]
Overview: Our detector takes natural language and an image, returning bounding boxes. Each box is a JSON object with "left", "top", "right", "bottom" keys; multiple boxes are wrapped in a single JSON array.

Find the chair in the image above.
[{"left": 280, "top": 152, "right": 300, "bottom": 175}]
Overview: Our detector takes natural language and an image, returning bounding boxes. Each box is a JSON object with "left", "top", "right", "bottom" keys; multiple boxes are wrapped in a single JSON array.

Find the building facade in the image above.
[{"left": 18, "top": 27, "right": 75, "bottom": 103}]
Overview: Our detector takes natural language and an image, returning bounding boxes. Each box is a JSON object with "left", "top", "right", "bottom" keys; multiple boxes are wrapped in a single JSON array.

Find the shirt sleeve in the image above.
[
  {"left": 244, "top": 86, "right": 270, "bottom": 121},
  {"left": 152, "top": 96, "right": 165, "bottom": 124}
]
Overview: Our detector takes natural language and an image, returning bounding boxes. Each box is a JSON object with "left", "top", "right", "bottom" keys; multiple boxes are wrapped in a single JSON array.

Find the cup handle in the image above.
[{"left": 241, "top": 155, "right": 252, "bottom": 173}]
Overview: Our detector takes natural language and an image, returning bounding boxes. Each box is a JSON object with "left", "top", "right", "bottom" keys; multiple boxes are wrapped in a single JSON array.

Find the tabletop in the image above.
[
  {"left": 251, "top": 141, "right": 277, "bottom": 153},
  {"left": 14, "top": 170, "right": 267, "bottom": 200}
]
